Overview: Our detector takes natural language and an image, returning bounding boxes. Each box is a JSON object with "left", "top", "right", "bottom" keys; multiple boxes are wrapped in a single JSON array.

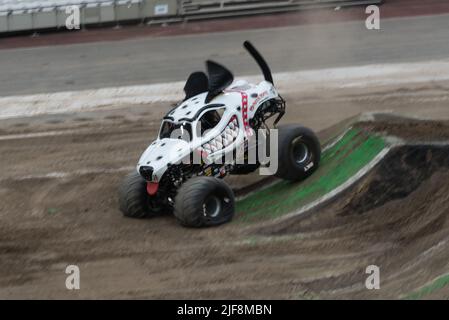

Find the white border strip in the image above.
[
  {"left": 0, "top": 166, "right": 134, "bottom": 182},
  {"left": 0, "top": 129, "right": 84, "bottom": 141},
  {"left": 2, "top": 59, "right": 449, "bottom": 119},
  {"left": 321, "top": 126, "right": 353, "bottom": 153}
]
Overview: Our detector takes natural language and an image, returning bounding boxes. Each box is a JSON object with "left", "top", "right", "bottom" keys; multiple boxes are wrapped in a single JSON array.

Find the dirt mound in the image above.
[
  {"left": 339, "top": 145, "right": 449, "bottom": 216},
  {"left": 263, "top": 145, "right": 449, "bottom": 231},
  {"left": 257, "top": 142, "right": 449, "bottom": 298},
  {"left": 356, "top": 115, "right": 449, "bottom": 141}
]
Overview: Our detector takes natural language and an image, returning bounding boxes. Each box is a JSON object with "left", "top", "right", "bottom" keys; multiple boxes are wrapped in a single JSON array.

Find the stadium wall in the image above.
[{"left": 0, "top": 0, "right": 382, "bottom": 34}]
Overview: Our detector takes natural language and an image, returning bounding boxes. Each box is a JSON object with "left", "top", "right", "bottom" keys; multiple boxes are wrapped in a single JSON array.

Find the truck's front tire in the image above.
[
  {"left": 174, "top": 176, "right": 235, "bottom": 228},
  {"left": 275, "top": 125, "right": 321, "bottom": 181},
  {"left": 119, "top": 171, "right": 162, "bottom": 218}
]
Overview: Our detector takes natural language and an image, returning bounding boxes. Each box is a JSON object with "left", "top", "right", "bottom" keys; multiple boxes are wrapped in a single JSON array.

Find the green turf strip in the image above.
[
  {"left": 236, "top": 128, "right": 386, "bottom": 222},
  {"left": 404, "top": 273, "right": 449, "bottom": 300}
]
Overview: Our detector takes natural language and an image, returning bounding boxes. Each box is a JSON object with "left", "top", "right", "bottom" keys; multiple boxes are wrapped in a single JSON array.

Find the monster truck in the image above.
[{"left": 119, "top": 41, "right": 321, "bottom": 227}]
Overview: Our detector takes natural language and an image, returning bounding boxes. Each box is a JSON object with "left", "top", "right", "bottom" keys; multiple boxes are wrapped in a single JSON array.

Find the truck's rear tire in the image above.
[
  {"left": 119, "top": 171, "right": 161, "bottom": 218},
  {"left": 174, "top": 176, "right": 235, "bottom": 228},
  {"left": 275, "top": 125, "right": 321, "bottom": 181}
]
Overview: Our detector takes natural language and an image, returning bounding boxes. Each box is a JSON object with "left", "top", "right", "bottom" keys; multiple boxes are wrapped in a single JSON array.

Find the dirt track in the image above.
[{"left": 1, "top": 83, "right": 449, "bottom": 299}]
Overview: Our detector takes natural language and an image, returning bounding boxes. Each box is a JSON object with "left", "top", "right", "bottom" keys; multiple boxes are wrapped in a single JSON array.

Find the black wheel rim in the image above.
[
  {"left": 292, "top": 137, "right": 310, "bottom": 165},
  {"left": 203, "top": 195, "right": 222, "bottom": 218}
]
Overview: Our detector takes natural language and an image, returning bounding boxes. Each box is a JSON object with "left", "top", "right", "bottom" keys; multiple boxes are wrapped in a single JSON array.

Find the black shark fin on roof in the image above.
[{"left": 205, "top": 60, "right": 234, "bottom": 103}]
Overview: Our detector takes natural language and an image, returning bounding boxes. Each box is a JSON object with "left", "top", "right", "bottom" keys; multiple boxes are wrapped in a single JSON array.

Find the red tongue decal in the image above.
[{"left": 146, "top": 182, "right": 159, "bottom": 196}]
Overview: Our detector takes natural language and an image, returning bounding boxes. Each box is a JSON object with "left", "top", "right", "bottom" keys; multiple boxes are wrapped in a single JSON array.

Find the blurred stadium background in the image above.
[{"left": 0, "top": 0, "right": 381, "bottom": 34}]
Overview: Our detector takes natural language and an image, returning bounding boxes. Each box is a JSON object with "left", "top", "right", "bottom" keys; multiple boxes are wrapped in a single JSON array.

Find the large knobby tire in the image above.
[
  {"left": 119, "top": 171, "right": 161, "bottom": 218},
  {"left": 275, "top": 125, "right": 321, "bottom": 181},
  {"left": 174, "top": 176, "right": 235, "bottom": 228}
]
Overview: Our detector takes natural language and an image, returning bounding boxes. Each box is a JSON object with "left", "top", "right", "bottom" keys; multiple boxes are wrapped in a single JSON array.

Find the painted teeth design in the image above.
[{"left": 201, "top": 118, "right": 240, "bottom": 154}]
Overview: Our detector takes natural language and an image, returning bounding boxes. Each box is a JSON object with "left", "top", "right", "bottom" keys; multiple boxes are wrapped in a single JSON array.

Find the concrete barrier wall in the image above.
[
  {"left": 179, "top": 0, "right": 381, "bottom": 13},
  {"left": 0, "top": 0, "right": 178, "bottom": 33},
  {"left": 0, "top": 0, "right": 380, "bottom": 34}
]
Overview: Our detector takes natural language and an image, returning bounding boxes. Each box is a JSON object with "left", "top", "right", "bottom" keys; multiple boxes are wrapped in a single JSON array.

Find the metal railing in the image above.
[
  {"left": 0, "top": 0, "right": 178, "bottom": 33},
  {"left": 0, "top": 0, "right": 382, "bottom": 34},
  {"left": 178, "top": 0, "right": 382, "bottom": 19}
]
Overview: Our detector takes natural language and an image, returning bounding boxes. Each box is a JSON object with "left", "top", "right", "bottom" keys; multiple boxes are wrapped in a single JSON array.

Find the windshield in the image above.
[
  {"left": 159, "top": 121, "right": 192, "bottom": 141},
  {"left": 196, "top": 108, "right": 225, "bottom": 136}
]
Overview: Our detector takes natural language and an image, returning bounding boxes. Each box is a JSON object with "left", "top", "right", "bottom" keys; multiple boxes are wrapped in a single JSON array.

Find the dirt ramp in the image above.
[
  {"left": 357, "top": 117, "right": 449, "bottom": 141},
  {"left": 263, "top": 145, "right": 449, "bottom": 237},
  {"left": 338, "top": 145, "right": 449, "bottom": 216},
  {"left": 254, "top": 119, "right": 449, "bottom": 298}
]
